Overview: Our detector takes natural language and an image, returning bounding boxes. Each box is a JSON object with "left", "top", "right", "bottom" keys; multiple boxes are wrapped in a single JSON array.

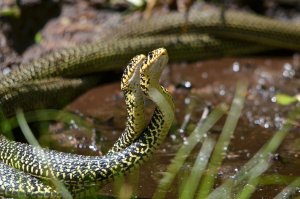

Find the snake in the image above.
[
  {"left": 1, "top": 9, "right": 299, "bottom": 115},
  {"left": 0, "top": 34, "right": 272, "bottom": 116},
  {"left": 108, "top": 9, "right": 300, "bottom": 50},
  {"left": 0, "top": 52, "right": 148, "bottom": 198},
  {"left": 107, "top": 54, "right": 146, "bottom": 155},
  {"left": 0, "top": 7, "right": 300, "bottom": 198},
  {"left": 0, "top": 48, "right": 174, "bottom": 198}
]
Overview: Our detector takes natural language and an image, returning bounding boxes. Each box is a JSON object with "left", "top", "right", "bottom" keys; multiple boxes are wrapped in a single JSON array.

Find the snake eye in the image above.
[
  {"left": 142, "top": 58, "right": 148, "bottom": 65},
  {"left": 148, "top": 52, "right": 153, "bottom": 60}
]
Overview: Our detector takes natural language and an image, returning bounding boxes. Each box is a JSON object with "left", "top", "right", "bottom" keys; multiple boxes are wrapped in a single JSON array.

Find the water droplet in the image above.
[
  {"left": 219, "top": 89, "right": 226, "bottom": 96},
  {"left": 69, "top": 120, "right": 78, "bottom": 129},
  {"left": 271, "top": 96, "right": 277, "bottom": 102},
  {"left": 264, "top": 122, "right": 270, "bottom": 129},
  {"left": 2, "top": 67, "right": 11, "bottom": 75},
  {"left": 282, "top": 63, "right": 295, "bottom": 78},
  {"left": 170, "top": 134, "right": 176, "bottom": 141},
  {"left": 184, "top": 97, "right": 191, "bottom": 105},
  {"left": 232, "top": 62, "right": 240, "bottom": 72},
  {"left": 89, "top": 145, "right": 97, "bottom": 151},
  {"left": 184, "top": 81, "right": 192, "bottom": 88}
]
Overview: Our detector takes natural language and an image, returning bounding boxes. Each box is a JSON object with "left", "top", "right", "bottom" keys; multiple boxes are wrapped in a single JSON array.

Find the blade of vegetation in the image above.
[
  {"left": 16, "top": 109, "right": 41, "bottom": 147},
  {"left": 207, "top": 105, "right": 300, "bottom": 198},
  {"left": 274, "top": 177, "right": 300, "bottom": 199},
  {"left": 197, "top": 81, "right": 248, "bottom": 199},
  {"left": 258, "top": 175, "right": 296, "bottom": 186},
  {"left": 179, "top": 135, "right": 216, "bottom": 199},
  {"left": 236, "top": 158, "right": 271, "bottom": 199},
  {"left": 275, "top": 93, "right": 298, "bottom": 106},
  {"left": 152, "top": 104, "right": 227, "bottom": 199},
  {"left": 16, "top": 108, "right": 72, "bottom": 199},
  {"left": 1, "top": 109, "right": 93, "bottom": 132},
  {"left": 0, "top": 109, "right": 14, "bottom": 139},
  {"left": 0, "top": 6, "right": 20, "bottom": 17},
  {"left": 236, "top": 177, "right": 260, "bottom": 199}
]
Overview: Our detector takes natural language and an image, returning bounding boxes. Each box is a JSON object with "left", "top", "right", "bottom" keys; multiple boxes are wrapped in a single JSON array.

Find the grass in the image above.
[
  {"left": 15, "top": 108, "right": 73, "bottom": 199},
  {"left": 153, "top": 104, "right": 227, "bottom": 199},
  {"left": 153, "top": 81, "right": 300, "bottom": 198}
]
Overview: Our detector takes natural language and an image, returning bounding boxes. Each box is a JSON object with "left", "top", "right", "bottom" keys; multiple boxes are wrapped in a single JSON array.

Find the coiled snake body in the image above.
[{"left": 0, "top": 48, "right": 174, "bottom": 198}]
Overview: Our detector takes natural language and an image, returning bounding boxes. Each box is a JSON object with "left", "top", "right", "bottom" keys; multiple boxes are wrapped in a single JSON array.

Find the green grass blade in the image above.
[
  {"left": 258, "top": 175, "right": 296, "bottom": 186},
  {"left": 236, "top": 158, "right": 270, "bottom": 199},
  {"left": 2, "top": 109, "right": 93, "bottom": 132},
  {"left": 16, "top": 108, "right": 73, "bottom": 199},
  {"left": 274, "top": 177, "right": 300, "bottom": 199},
  {"left": 179, "top": 135, "right": 216, "bottom": 199},
  {"left": 236, "top": 177, "right": 259, "bottom": 199},
  {"left": 208, "top": 105, "right": 300, "bottom": 198},
  {"left": 152, "top": 104, "right": 227, "bottom": 199},
  {"left": 16, "top": 109, "right": 41, "bottom": 147},
  {"left": 197, "top": 82, "right": 248, "bottom": 199}
]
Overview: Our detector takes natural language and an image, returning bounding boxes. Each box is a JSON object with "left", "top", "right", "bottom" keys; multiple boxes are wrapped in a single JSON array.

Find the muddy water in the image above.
[{"left": 60, "top": 56, "right": 300, "bottom": 198}]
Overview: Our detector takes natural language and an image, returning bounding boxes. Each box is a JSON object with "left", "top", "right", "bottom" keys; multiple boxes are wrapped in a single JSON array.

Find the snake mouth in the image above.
[{"left": 142, "top": 48, "right": 168, "bottom": 82}]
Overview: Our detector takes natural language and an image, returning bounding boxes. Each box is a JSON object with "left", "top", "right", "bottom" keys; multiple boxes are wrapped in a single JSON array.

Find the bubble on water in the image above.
[
  {"left": 184, "top": 81, "right": 192, "bottom": 88},
  {"left": 170, "top": 134, "right": 177, "bottom": 141},
  {"left": 69, "top": 119, "right": 79, "bottom": 129},
  {"left": 2, "top": 67, "right": 11, "bottom": 75},
  {"left": 184, "top": 97, "right": 191, "bottom": 105},
  {"left": 282, "top": 63, "right": 295, "bottom": 78},
  {"left": 232, "top": 61, "right": 240, "bottom": 72},
  {"left": 89, "top": 145, "right": 97, "bottom": 151}
]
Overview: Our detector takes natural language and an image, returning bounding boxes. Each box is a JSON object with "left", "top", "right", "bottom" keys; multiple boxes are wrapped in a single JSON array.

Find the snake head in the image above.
[
  {"left": 121, "top": 54, "right": 146, "bottom": 91},
  {"left": 140, "top": 48, "right": 168, "bottom": 93}
]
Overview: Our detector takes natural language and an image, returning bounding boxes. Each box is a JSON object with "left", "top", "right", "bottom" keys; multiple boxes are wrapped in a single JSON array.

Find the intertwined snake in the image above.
[
  {"left": 0, "top": 7, "right": 300, "bottom": 198},
  {"left": 0, "top": 48, "right": 174, "bottom": 198}
]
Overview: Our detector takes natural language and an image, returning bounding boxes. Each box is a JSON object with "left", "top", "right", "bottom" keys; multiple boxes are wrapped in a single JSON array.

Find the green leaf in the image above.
[
  {"left": 275, "top": 93, "right": 297, "bottom": 106},
  {"left": 34, "top": 32, "right": 43, "bottom": 44},
  {"left": 0, "top": 6, "right": 20, "bottom": 18}
]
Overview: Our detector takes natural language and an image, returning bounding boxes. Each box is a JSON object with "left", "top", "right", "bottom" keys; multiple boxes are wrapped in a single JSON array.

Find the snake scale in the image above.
[{"left": 0, "top": 7, "right": 300, "bottom": 198}]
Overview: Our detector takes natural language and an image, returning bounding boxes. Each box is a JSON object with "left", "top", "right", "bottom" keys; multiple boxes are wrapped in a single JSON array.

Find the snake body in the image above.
[
  {"left": 0, "top": 77, "right": 99, "bottom": 115},
  {"left": 0, "top": 7, "right": 300, "bottom": 198},
  {"left": 107, "top": 54, "right": 146, "bottom": 155},
  {"left": 0, "top": 48, "right": 174, "bottom": 198},
  {"left": 2, "top": 9, "right": 300, "bottom": 115},
  {"left": 0, "top": 53, "right": 148, "bottom": 197},
  {"left": 109, "top": 9, "right": 300, "bottom": 50},
  {"left": 0, "top": 34, "right": 272, "bottom": 116}
]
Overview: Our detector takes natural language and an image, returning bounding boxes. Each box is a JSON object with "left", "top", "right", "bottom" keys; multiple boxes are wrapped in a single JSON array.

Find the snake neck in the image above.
[
  {"left": 147, "top": 84, "right": 174, "bottom": 130},
  {"left": 107, "top": 54, "right": 147, "bottom": 155},
  {"left": 124, "top": 87, "right": 146, "bottom": 136},
  {"left": 107, "top": 88, "right": 146, "bottom": 155}
]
